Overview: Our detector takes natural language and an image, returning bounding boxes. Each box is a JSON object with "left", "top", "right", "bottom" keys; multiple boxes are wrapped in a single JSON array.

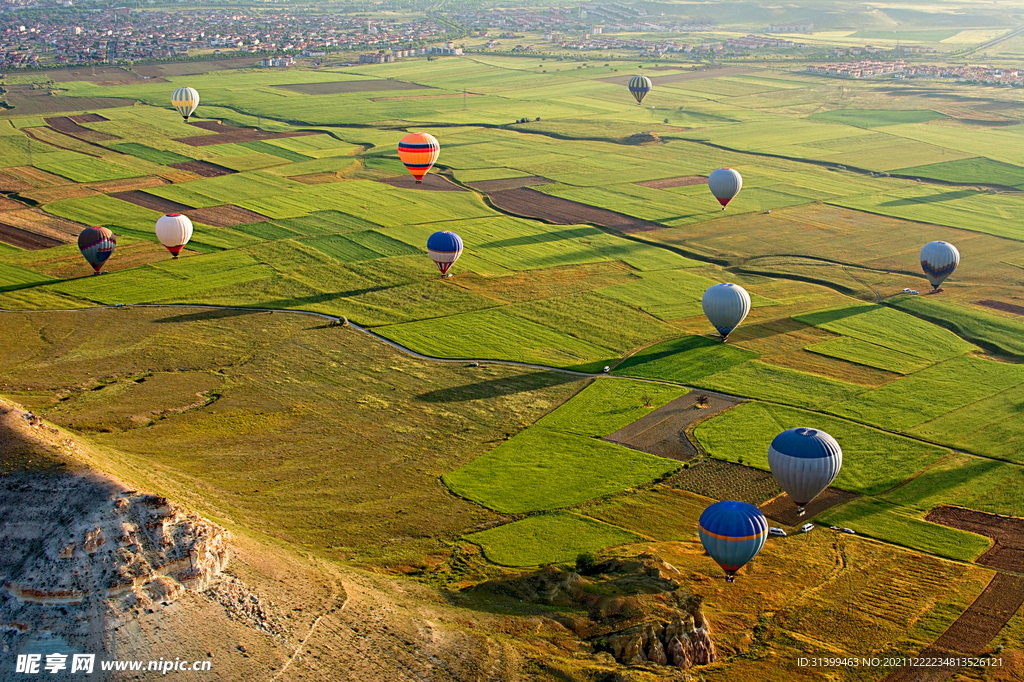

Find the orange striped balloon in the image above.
[{"left": 397, "top": 132, "right": 440, "bottom": 183}]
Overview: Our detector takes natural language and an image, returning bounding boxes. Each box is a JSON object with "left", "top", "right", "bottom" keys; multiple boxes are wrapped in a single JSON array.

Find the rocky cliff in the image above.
[{"left": 0, "top": 401, "right": 229, "bottom": 657}]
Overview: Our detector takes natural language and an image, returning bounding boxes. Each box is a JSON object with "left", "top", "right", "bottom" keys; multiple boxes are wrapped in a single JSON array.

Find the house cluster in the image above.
[
  {"left": 807, "top": 59, "right": 906, "bottom": 78},
  {"left": 831, "top": 45, "right": 934, "bottom": 57},
  {"left": 356, "top": 43, "right": 461, "bottom": 63},
  {"left": 724, "top": 35, "right": 806, "bottom": 50},
  {"left": 258, "top": 55, "right": 294, "bottom": 67},
  {"left": 767, "top": 23, "right": 813, "bottom": 32},
  {"left": 0, "top": 8, "right": 450, "bottom": 68},
  {"left": 905, "top": 63, "right": 1024, "bottom": 85}
]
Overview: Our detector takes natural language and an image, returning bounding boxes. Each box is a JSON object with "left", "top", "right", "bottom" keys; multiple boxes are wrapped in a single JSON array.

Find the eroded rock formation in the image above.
[{"left": 469, "top": 552, "right": 716, "bottom": 670}]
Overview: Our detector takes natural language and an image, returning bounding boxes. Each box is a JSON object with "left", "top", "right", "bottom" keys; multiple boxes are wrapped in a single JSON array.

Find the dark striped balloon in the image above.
[
  {"left": 628, "top": 75, "right": 652, "bottom": 105},
  {"left": 78, "top": 227, "right": 116, "bottom": 274}
]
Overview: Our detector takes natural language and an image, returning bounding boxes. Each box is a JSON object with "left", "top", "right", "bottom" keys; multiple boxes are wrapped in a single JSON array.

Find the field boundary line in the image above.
[{"left": 5, "top": 303, "right": 1024, "bottom": 471}]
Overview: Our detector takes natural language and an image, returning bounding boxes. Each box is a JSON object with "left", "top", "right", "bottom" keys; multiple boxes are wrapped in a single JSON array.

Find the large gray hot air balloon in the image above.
[
  {"left": 708, "top": 168, "right": 742, "bottom": 209},
  {"left": 702, "top": 283, "right": 750, "bottom": 342},
  {"left": 767, "top": 427, "right": 843, "bottom": 516},
  {"left": 920, "top": 241, "right": 959, "bottom": 291}
]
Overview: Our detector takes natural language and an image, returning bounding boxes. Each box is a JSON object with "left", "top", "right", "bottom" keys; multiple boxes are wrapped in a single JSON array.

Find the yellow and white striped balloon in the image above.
[{"left": 171, "top": 87, "right": 200, "bottom": 122}]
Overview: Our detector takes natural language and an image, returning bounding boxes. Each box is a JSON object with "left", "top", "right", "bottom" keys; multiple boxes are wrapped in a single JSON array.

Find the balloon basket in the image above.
[
  {"left": 725, "top": 575, "right": 735, "bottom": 583},
  {"left": 797, "top": 508, "right": 806, "bottom": 517}
]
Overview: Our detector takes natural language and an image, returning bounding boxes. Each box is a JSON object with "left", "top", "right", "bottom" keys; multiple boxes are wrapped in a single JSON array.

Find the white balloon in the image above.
[
  {"left": 155, "top": 213, "right": 193, "bottom": 258},
  {"left": 708, "top": 168, "right": 742, "bottom": 209},
  {"left": 768, "top": 427, "right": 843, "bottom": 513},
  {"left": 702, "top": 283, "right": 751, "bottom": 341},
  {"left": 920, "top": 241, "right": 959, "bottom": 290}
]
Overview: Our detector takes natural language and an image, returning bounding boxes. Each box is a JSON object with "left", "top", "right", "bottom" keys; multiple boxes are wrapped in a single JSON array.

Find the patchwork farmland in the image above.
[{"left": 1, "top": 48, "right": 1024, "bottom": 682}]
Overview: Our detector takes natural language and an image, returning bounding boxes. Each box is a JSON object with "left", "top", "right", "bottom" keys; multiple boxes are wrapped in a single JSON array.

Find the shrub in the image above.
[{"left": 576, "top": 551, "right": 599, "bottom": 575}]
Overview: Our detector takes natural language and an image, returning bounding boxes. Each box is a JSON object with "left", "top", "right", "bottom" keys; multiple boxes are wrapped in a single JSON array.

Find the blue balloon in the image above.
[
  {"left": 426, "top": 231, "right": 464, "bottom": 276},
  {"left": 698, "top": 501, "right": 768, "bottom": 582}
]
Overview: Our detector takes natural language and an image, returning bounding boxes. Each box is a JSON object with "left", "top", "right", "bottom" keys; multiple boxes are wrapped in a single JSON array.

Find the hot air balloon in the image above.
[
  {"left": 920, "top": 241, "right": 959, "bottom": 292},
  {"left": 155, "top": 213, "right": 193, "bottom": 259},
  {"left": 698, "top": 501, "right": 768, "bottom": 582},
  {"left": 427, "top": 231, "right": 463, "bottom": 277},
  {"left": 171, "top": 87, "right": 200, "bottom": 123},
  {"left": 78, "top": 227, "right": 116, "bottom": 275},
  {"left": 708, "top": 168, "right": 742, "bottom": 209},
  {"left": 768, "top": 427, "right": 843, "bottom": 517},
  {"left": 702, "top": 283, "right": 751, "bottom": 342},
  {"left": 628, "top": 75, "right": 652, "bottom": 105},
  {"left": 398, "top": 132, "right": 440, "bottom": 184}
]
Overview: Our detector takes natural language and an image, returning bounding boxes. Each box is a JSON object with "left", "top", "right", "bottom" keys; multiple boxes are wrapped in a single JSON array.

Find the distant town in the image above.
[{"left": 0, "top": 8, "right": 452, "bottom": 68}]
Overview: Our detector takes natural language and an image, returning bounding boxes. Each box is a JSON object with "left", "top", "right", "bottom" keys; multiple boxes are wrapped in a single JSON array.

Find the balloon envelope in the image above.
[
  {"left": 427, "top": 231, "right": 463, "bottom": 275},
  {"left": 698, "top": 501, "right": 768, "bottom": 581},
  {"left": 398, "top": 132, "right": 440, "bottom": 182},
  {"left": 702, "top": 283, "right": 751, "bottom": 340},
  {"left": 768, "top": 427, "right": 843, "bottom": 509},
  {"left": 155, "top": 213, "right": 193, "bottom": 258},
  {"left": 628, "top": 75, "right": 652, "bottom": 105},
  {"left": 171, "top": 87, "right": 200, "bottom": 122},
  {"left": 920, "top": 241, "right": 959, "bottom": 290},
  {"left": 708, "top": 168, "right": 742, "bottom": 209},
  {"left": 78, "top": 226, "right": 116, "bottom": 273}
]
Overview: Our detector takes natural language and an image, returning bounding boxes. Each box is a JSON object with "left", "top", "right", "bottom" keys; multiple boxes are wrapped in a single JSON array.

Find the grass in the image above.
[
  {"left": 808, "top": 109, "right": 946, "bottom": 128},
  {"left": 794, "top": 304, "right": 975, "bottom": 362},
  {"left": 32, "top": 150, "right": 146, "bottom": 183},
  {"left": 829, "top": 354, "right": 1024, "bottom": 432},
  {"left": 376, "top": 308, "right": 616, "bottom": 369},
  {"left": 108, "top": 142, "right": 194, "bottom": 165},
  {"left": 879, "top": 452, "right": 1024, "bottom": 518},
  {"left": 894, "top": 157, "right": 1024, "bottom": 189},
  {"left": 536, "top": 378, "right": 687, "bottom": 438},
  {"left": 817, "top": 498, "right": 991, "bottom": 563},
  {"left": 442, "top": 427, "right": 680, "bottom": 514},
  {"left": 613, "top": 335, "right": 758, "bottom": 384},
  {"left": 507, "top": 292, "right": 678, "bottom": 353},
  {"left": 696, "top": 360, "right": 865, "bottom": 410},
  {"left": 0, "top": 306, "right": 587, "bottom": 567},
  {"left": 464, "top": 512, "right": 642, "bottom": 567},
  {"left": 692, "top": 401, "right": 948, "bottom": 495},
  {"left": 805, "top": 337, "right": 934, "bottom": 375},
  {"left": 911, "top": 383, "right": 1024, "bottom": 464},
  {"left": 887, "top": 296, "right": 1024, "bottom": 358},
  {"left": 0, "top": 262, "right": 57, "bottom": 290}
]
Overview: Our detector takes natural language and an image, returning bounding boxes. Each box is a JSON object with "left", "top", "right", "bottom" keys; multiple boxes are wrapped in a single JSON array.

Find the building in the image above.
[
  {"left": 359, "top": 52, "right": 394, "bottom": 63},
  {"left": 259, "top": 55, "right": 294, "bottom": 67},
  {"left": 768, "top": 23, "right": 813, "bottom": 32}
]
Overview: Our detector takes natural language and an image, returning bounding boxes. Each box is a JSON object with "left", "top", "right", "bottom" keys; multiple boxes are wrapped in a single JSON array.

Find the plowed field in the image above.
[{"left": 486, "top": 187, "right": 662, "bottom": 233}]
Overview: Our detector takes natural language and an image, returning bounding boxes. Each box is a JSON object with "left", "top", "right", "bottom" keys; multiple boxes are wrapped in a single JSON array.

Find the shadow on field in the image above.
[
  {"left": 416, "top": 371, "right": 580, "bottom": 403},
  {"left": 152, "top": 308, "right": 269, "bottom": 324},
  {"left": 480, "top": 227, "right": 598, "bottom": 248},
  {"left": 881, "top": 190, "right": 977, "bottom": 206}
]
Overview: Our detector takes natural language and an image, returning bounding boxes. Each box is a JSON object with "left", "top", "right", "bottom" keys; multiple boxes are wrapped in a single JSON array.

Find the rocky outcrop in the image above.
[
  {"left": 603, "top": 616, "right": 716, "bottom": 669},
  {"left": 469, "top": 552, "right": 716, "bottom": 670},
  {"left": 624, "top": 132, "right": 662, "bottom": 145},
  {"left": 0, "top": 401, "right": 230, "bottom": 651}
]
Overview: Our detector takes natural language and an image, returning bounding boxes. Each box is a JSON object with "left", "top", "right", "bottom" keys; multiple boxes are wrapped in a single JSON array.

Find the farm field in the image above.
[{"left": 2, "top": 48, "right": 1024, "bottom": 681}]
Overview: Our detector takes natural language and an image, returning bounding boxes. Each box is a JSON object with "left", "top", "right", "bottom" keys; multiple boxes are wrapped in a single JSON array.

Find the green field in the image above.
[
  {"left": 442, "top": 427, "right": 680, "bottom": 514},
  {"left": 693, "top": 401, "right": 948, "bottom": 494},
  {"left": 464, "top": 512, "right": 642, "bottom": 566},
  {"left": 0, "top": 52, "right": 1023, "bottom": 675},
  {"left": 613, "top": 335, "right": 758, "bottom": 384},
  {"left": 536, "top": 378, "right": 687, "bottom": 437},
  {"left": 817, "top": 497, "right": 990, "bottom": 562},
  {"left": 808, "top": 109, "right": 947, "bottom": 129}
]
